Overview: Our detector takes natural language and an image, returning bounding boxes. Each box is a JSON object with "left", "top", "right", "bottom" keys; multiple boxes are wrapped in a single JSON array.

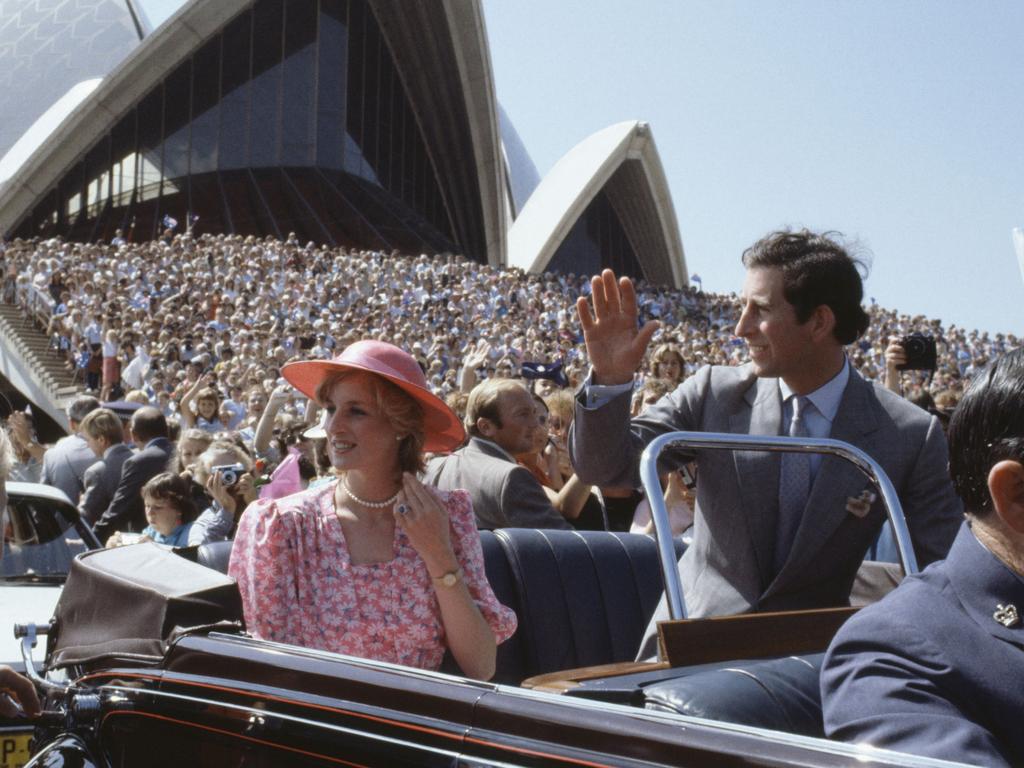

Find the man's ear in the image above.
[
  {"left": 475, "top": 417, "right": 496, "bottom": 440},
  {"left": 988, "top": 460, "right": 1024, "bottom": 534},
  {"left": 808, "top": 304, "right": 836, "bottom": 342}
]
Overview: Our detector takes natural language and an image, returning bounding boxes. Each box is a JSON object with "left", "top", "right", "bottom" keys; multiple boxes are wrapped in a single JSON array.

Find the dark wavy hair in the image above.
[
  {"left": 141, "top": 471, "right": 199, "bottom": 523},
  {"left": 948, "top": 347, "right": 1024, "bottom": 517},
  {"left": 741, "top": 229, "right": 869, "bottom": 345}
]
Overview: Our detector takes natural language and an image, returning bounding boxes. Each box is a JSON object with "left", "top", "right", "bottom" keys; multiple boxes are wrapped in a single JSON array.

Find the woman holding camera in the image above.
[
  {"left": 229, "top": 341, "right": 515, "bottom": 680},
  {"left": 187, "top": 440, "right": 257, "bottom": 546}
]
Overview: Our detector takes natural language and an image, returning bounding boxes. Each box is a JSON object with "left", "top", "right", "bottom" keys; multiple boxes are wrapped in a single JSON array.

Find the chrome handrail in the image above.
[{"left": 639, "top": 431, "right": 919, "bottom": 621}]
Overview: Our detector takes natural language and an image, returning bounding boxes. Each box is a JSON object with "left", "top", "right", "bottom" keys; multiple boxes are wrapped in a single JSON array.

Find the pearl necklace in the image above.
[{"left": 341, "top": 475, "right": 400, "bottom": 509}]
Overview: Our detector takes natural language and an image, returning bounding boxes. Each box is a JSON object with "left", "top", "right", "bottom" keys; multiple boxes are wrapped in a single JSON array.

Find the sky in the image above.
[{"left": 141, "top": 0, "right": 1024, "bottom": 336}]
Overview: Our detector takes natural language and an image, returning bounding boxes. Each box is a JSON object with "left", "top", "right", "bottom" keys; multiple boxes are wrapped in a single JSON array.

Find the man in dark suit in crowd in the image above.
[
  {"left": 822, "top": 348, "right": 1024, "bottom": 767},
  {"left": 571, "top": 230, "right": 961, "bottom": 655},
  {"left": 425, "top": 379, "right": 570, "bottom": 530},
  {"left": 92, "top": 406, "right": 173, "bottom": 543},
  {"left": 40, "top": 395, "right": 100, "bottom": 505},
  {"left": 77, "top": 408, "right": 134, "bottom": 525}
]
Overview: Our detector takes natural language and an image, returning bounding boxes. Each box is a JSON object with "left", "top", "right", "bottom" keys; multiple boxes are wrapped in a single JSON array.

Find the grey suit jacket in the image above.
[
  {"left": 571, "top": 363, "right": 962, "bottom": 649},
  {"left": 41, "top": 434, "right": 96, "bottom": 506},
  {"left": 78, "top": 443, "right": 134, "bottom": 525},
  {"left": 424, "top": 437, "right": 571, "bottom": 530}
]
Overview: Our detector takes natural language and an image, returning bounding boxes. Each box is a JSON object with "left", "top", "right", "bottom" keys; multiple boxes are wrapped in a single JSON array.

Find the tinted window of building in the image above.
[
  {"left": 547, "top": 190, "right": 645, "bottom": 281},
  {"left": 16, "top": 0, "right": 460, "bottom": 254}
]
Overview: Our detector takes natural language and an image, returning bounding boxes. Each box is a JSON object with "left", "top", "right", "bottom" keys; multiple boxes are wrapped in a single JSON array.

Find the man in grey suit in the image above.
[
  {"left": 40, "top": 395, "right": 100, "bottom": 505},
  {"left": 571, "top": 230, "right": 961, "bottom": 654},
  {"left": 92, "top": 407, "right": 173, "bottom": 543},
  {"left": 77, "top": 408, "right": 134, "bottom": 525},
  {"left": 425, "top": 379, "right": 570, "bottom": 530}
]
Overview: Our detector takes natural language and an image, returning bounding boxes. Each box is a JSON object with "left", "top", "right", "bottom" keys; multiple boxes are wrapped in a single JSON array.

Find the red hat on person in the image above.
[{"left": 282, "top": 340, "right": 464, "bottom": 452}]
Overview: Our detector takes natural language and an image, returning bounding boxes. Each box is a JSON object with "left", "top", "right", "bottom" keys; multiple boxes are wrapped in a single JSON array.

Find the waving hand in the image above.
[{"left": 576, "top": 269, "right": 659, "bottom": 385}]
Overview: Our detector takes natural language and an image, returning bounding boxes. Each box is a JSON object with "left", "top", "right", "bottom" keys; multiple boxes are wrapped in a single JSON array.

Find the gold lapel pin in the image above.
[{"left": 993, "top": 604, "right": 1020, "bottom": 628}]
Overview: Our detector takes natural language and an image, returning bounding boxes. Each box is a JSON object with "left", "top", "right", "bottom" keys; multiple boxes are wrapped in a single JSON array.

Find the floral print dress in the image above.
[{"left": 229, "top": 481, "right": 516, "bottom": 670}]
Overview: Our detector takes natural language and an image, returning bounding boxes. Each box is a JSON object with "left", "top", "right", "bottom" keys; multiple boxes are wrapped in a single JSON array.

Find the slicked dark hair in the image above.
[
  {"left": 948, "top": 347, "right": 1024, "bottom": 517},
  {"left": 741, "top": 229, "right": 869, "bottom": 345}
]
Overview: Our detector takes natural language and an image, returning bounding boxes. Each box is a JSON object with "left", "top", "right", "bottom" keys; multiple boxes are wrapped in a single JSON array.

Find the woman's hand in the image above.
[
  {"left": 236, "top": 472, "right": 259, "bottom": 506},
  {"left": 394, "top": 472, "right": 457, "bottom": 576},
  {"left": 205, "top": 470, "right": 238, "bottom": 515}
]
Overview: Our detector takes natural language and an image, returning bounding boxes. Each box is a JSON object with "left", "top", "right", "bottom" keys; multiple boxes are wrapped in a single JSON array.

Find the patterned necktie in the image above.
[{"left": 775, "top": 395, "right": 811, "bottom": 573}]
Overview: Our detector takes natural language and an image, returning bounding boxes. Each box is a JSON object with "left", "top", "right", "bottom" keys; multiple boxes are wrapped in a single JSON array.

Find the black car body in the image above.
[
  {"left": 1, "top": 481, "right": 100, "bottom": 768},
  {"left": 18, "top": 531, "right": 967, "bottom": 768}
]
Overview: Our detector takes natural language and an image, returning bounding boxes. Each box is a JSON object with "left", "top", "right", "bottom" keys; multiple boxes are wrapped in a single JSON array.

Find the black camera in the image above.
[
  {"left": 212, "top": 463, "right": 246, "bottom": 487},
  {"left": 897, "top": 333, "right": 937, "bottom": 371}
]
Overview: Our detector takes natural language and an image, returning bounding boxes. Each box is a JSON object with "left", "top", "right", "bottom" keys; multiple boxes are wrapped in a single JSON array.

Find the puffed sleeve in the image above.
[
  {"left": 228, "top": 498, "right": 304, "bottom": 645},
  {"left": 442, "top": 489, "right": 518, "bottom": 644}
]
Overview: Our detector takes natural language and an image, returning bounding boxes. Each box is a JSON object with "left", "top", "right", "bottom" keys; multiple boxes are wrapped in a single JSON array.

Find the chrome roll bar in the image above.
[{"left": 639, "top": 432, "right": 919, "bottom": 621}]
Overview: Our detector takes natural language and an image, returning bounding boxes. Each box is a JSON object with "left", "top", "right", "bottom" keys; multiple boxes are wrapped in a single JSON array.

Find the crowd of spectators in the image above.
[{"left": 0, "top": 230, "right": 1016, "bottom": 534}]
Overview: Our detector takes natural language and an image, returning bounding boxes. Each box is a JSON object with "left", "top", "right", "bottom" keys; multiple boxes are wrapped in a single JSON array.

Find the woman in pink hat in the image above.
[{"left": 228, "top": 340, "right": 515, "bottom": 680}]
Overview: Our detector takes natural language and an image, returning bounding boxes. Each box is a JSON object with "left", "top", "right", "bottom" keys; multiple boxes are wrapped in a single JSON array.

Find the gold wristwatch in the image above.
[{"left": 432, "top": 567, "right": 463, "bottom": 588}]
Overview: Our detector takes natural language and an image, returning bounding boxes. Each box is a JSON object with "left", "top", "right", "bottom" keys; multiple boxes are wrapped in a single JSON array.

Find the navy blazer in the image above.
[
  {"left": 92, "top": 437, "right": 173, "bottom": 542},
  {"left": 822, "top": 522, "right": 1024, "bottom": 767},
  {"left": 78, "top": 442, "right": 134, "bottom": 524}
]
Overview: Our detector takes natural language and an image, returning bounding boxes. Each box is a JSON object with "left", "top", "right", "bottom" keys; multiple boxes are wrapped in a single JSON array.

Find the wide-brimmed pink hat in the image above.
[{"left": 282, "top": 340, "right": 464, "bottom": 452}]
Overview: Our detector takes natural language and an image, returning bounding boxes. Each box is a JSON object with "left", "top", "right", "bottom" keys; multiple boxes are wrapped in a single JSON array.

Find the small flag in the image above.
[
  {"left": 162, "top": 214, "right": 178, "bottom": 230},
  {"left": 690, "top": 273, "right": 702, "bottom": 286}
]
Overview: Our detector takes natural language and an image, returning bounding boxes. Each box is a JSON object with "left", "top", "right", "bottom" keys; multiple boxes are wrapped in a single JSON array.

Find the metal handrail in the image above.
[{"left": 639, "top": 431, "right": 919, "bottom": 621}]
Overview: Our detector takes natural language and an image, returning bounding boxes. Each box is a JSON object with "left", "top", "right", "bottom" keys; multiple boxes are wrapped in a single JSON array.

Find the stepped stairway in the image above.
[{"left": 0, "top": 303, "right": 82, "bottom": 411}]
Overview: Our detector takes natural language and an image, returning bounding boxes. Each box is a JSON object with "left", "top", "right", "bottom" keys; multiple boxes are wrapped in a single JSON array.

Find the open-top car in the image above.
[
  {"left": 14, "top": 436, "right": 971, "bottom": 767},
  {"left": 1, "top": 481, "right": 100, "bottom": 768}
]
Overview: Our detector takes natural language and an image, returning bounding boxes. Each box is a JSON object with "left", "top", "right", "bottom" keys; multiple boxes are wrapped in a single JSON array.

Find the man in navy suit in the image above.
[
  {"left": 92, "top": 406, "right": 173, "bottom": 543},
  {"left": 821, "top": 348, "right": 1024, "bottom": 767}
]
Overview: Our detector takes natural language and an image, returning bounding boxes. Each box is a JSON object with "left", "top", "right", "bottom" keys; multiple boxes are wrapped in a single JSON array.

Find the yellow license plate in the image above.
[{"left": 0, "top": 730, "right": 31, "bottom": 768}]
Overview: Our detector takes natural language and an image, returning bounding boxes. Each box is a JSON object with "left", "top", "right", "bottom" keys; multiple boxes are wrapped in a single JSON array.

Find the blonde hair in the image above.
[
  {"left": 315, "top": 371, "right": 425, "bottom": 473},
  {"left": 544, "top": 389, "right": 574, "bottom": 428},
  {"left": 78, "top": 408, "right": 124, "bottom": 444},
  {"left": 193, "top": 440, "right": 254, "bottom": 486}
]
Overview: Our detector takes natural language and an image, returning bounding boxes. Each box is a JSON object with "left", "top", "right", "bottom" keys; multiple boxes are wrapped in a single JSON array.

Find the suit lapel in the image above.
[
  {"left": 779, "top": 370, "right": 880, "bottom": 579},
  {"left": 731, "top": 376, "right": 783, "bottom": 587}
]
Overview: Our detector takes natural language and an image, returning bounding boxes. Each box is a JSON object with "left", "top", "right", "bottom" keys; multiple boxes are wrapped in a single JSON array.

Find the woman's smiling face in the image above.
[{"left": 322, "top": 374, "right": 401, "bottom": 474}]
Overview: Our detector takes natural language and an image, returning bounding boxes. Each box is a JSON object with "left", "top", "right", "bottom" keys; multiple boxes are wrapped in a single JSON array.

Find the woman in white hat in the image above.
[{"left": 229, "top": 340, "right": 515, "bottom": 680}]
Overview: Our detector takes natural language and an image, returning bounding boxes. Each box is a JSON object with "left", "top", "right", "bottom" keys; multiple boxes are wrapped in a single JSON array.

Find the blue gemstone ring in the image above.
[{"left": 396, "top": 503, "right": 409, "bottom": 516}]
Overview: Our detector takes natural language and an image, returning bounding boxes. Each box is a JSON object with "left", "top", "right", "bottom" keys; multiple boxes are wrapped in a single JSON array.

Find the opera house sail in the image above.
[{"left": 0, "top": 0, "right": 686, "bottom": 284}]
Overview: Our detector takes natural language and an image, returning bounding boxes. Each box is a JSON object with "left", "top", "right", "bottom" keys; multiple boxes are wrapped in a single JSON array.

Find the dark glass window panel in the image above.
[
  {"left": 359, "top": 7, "right": 381, "bottom": 181},
  {"left": 317, "top": 169, "right": 387, "bottom": 250},
  {"left": 250, "top": 0, "right": 285, "bottom": 167},
  {"left": 220, "top": 169, "right": 268, "bottom": 235},
  {"left": 161, "top": 61, "right": 192, "bottom": 183},
  {"left": 281, "top": 0, "right": 316, "bottom": 167},
  {"left": 190, "top": 38, "right": 220, "bottom": 175},
  {"left": 316, "top": 0, "right": 347, "bottom": 170},
  {"left": 252, "top": 168, "right": 302, "bottom": 239},
  {"left": 547, "top": 190, "right": 643, "bottom": 281},
  {"left": 81, "top": 134, "right": 111, "bottom": 223},
  {"left": 284, "top": 169, "right": 340, "bottom": 245},
  {"left": 343, "top": 0, "right": 365, "bottom": 178},
  {"left": 109, "top": 111, "right": 137, "bottom": 226},
  {"left": 188, "top": 173, "right": 227, "bottom": 236},
  {"left": 374, "top": 41, "right": 394, "bottom": 192},
  {"left": 136, "top": 87, "right": 164, "bottom": 204},
  {"left": 219, "top": 10, "right": 252, "bottom": 171}
]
